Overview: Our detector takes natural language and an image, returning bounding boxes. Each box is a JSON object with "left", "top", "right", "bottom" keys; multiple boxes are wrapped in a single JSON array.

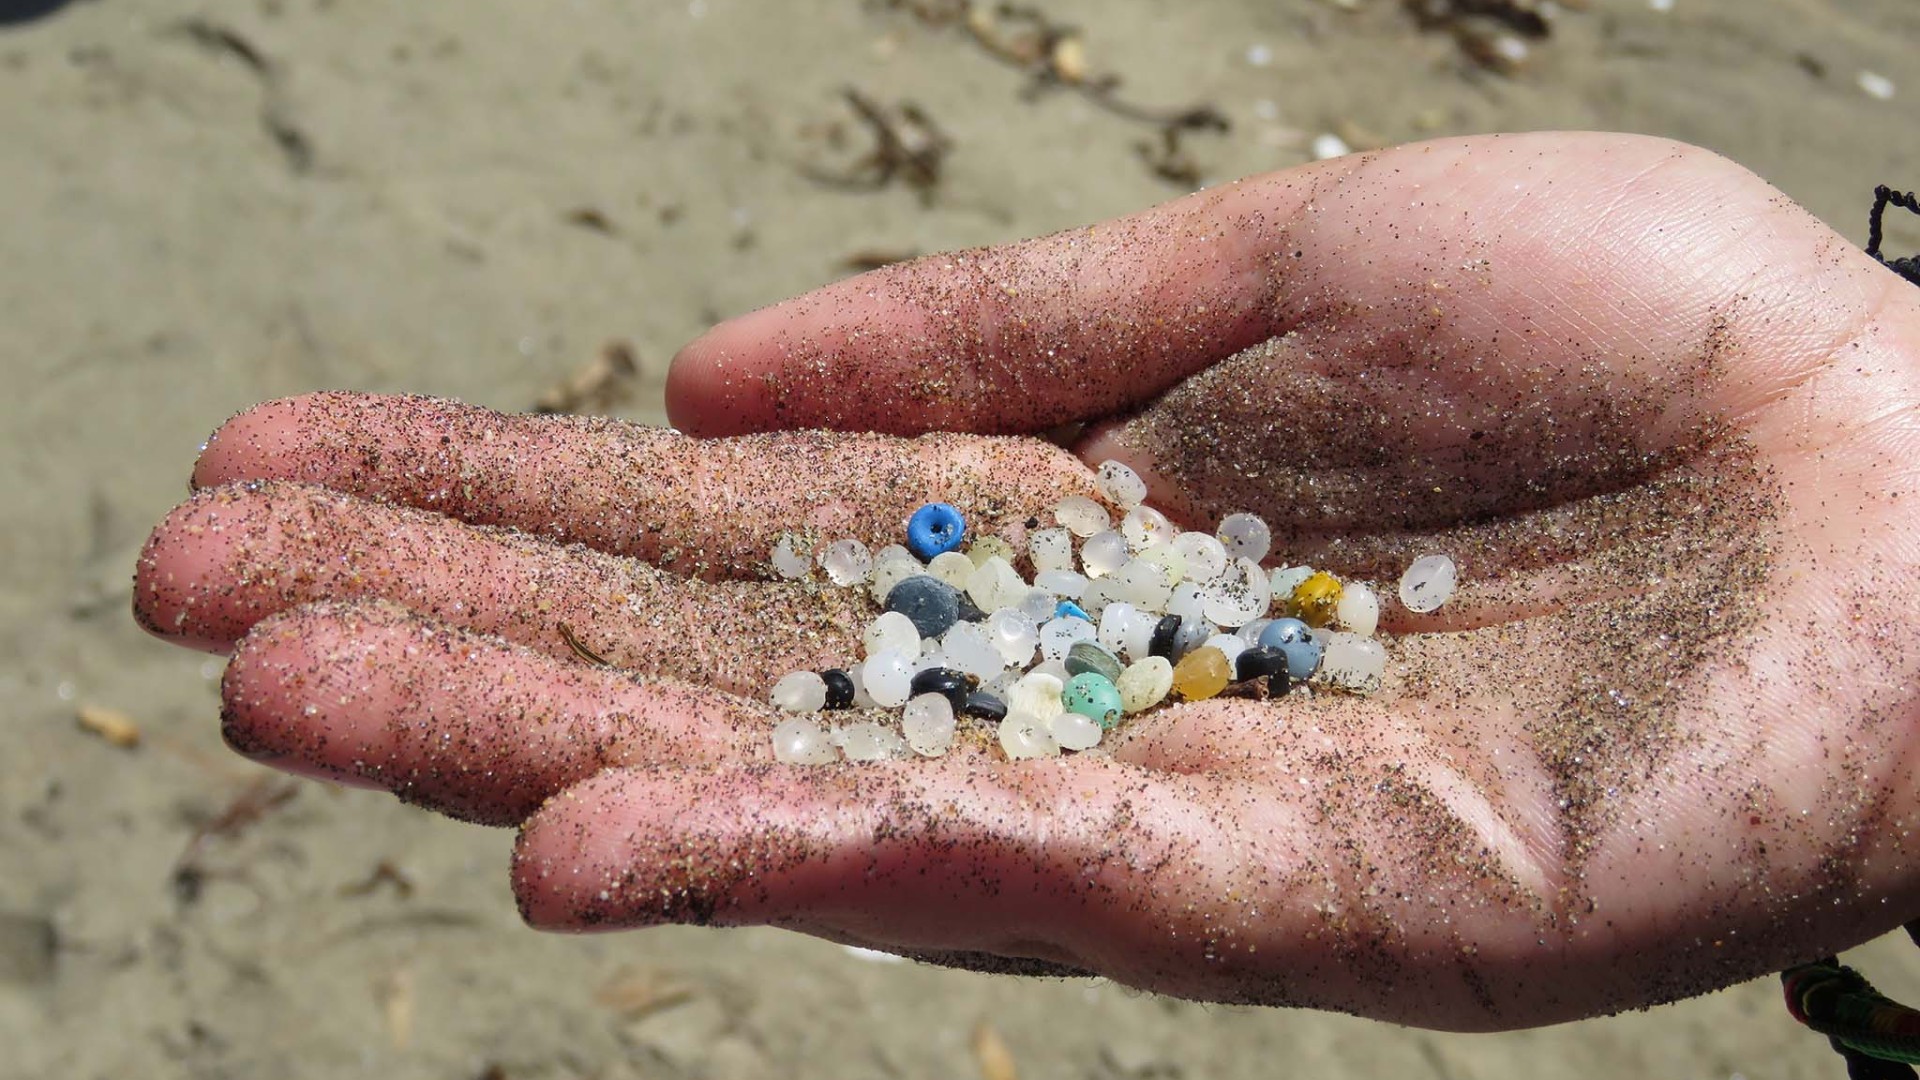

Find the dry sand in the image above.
[{"left": 4, "top": 1, "right": 1919, "bottom": 1077}]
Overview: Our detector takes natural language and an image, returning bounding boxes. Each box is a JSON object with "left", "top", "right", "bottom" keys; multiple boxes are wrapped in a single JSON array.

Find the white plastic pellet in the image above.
[
  {"left": 1268, "top": 565, "right": 1313, "bottom": 600},
  {"left": 1098, "top": 602, "right": 1141, "bottom": 656},
  {"left": 819, "top": 539, "right": 874, "bottom": 586},
  {"left": 771, "top": 718, "right": 839, "bottom": 765},
  {"left": 1039, "top": 615, "right": 1096, "bottom": 662},
  {"left": 1006, "top": 672, "right": 1065, "bottom": 723},
  {"left": 1120, "top": 506, "right": 1177, "bottom": 551},
  {"left": 928, "top": 551, "right": 975, "bottom": 588},
  {"left": 1015, "top": 588, "right": 1058, "bottom": 623},
  {"left": 770, "top": 670, "right": 828, "bottom": 712},
  {"left": 1165, "top": 582, "right": 1205, "bottom": 622},
  {"left": 1203, "top": 633, "right": 1248, "bottom": 666},
  {"left": 1398, "top": 554, "right": 1457, "bottom": 614},
  {"left": 985, "top": 608, "right": 1040, "bottom": 667},
  {"left": 862, "top": 611, "right": 922, "bottom": 660},
  {"left": 1136, "top": 544, "right": 1186, "bottom": 586},
  {"left": 1080, "top": 530, "right": 1130, "bottom": 578},
  {"left": 1029, "top": 527, "right": 1075, "bottom": 574},
  {"left": 1095, "top": 460, "right": 1148, "bottom": 509},
  {"left": 942, "top": 621, "right": 1007, "bottom": 681},
  {"left": 1054, "top": 495, "right": 1110, "bottom": 538},
  {"left": 1113, "top": 559, "right": 1175, "bottom": 610},
  {"left": 1216, "top": 513, "right": 1273, "bottom": 563},
  {"left": 1115, "top": 656, "right": 1174, "bottom": 713},
  {"left": 868, "top": 557, "right": 922, "bottom": 605},
  {"left": 966, "top": 556, "right": 1019, "bottom": 612},
  {"left": 861, "top": 648, "right": 916, "bottom": 708},
  {"left": 771, "top": 534, "right": 813, "bottom": 579},
  {"left": 1171, "top": 532, "right": 1229, "bottom": 583},
  {"left": 1034, "top": 568, "right": 1089, "bottom": 599},
  {"left": 998, "top": 713, "right": 1061, "bottom": 759},
  {"left": 901, "top": 694, "right": 957, "bottom": 756},
  {"left": 1199, "top": 558, "right": 1273, "bottom": 626},
  {"left": 1335, "top": 581, "right": 1380, "bottom": 637},
  {"left": 1049, "top": 710, "right": 1104, "bottom": 751},
  {"left": 837, "top": 721, "right": 909, "bottom": 761}
]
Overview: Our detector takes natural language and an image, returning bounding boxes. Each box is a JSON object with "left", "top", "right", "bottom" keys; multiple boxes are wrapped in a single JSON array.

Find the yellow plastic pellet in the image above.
[
  {"left": 1288, "top": 571, "right": 1345, "bottom": 628},
  {"left": 1171, "top": 646, "right": 1232, "bottom": 701}
]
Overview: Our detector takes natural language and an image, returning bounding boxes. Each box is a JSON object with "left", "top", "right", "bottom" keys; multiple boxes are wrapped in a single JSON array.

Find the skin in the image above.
[{"left": 133, "top": 133, "right": 1920, "bottom": 1030}]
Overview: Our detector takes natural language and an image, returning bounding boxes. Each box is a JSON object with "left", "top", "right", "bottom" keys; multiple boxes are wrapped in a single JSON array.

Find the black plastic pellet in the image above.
[
  {"left": 820, "top": 668, "right": 855, "bottom": 709},
  {"left": 1148, "top": 614, "right": 1183, "bottom": 659},
  {"left": 960, "top": 691, "right": 1008, "bottom": 722},
  {"left": 885, "top": 575, "right": 963, "bottom": 638},
  {"left": 1267, "top": 671, "right": 1293, "bottom": 697},
  {"left": 909, "top": 667, "right": 976, "bottom": 711},
  {"left": 1235, "top": 645, "right": 1289, "bottom": 682}
]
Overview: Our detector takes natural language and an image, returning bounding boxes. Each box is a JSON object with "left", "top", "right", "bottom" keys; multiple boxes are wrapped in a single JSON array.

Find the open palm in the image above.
[{"left": 135, "top": 133, "right": 1920, "bottom": 1029}]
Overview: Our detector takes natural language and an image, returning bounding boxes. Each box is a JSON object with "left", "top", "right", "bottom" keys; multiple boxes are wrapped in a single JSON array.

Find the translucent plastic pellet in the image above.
[
  {"left": 1097, "top": 602, "right": 1141, "bottom": 657},
  {"left": 1112, "top": 559, "right": 1176, "bottom": 611},
  {"left": 1216, "top": 513, "right": 1273, "bottom": 563},
  {"left": 1171, "top": 646, "right": 1233, "bottom": 700},
  {"left": 862, "top": 611, "right": 922, "bottom": 659},
  {"left": 1095, "top": 460, "right": 1148, "bottom": 509},
  {"left": 928, "top": 551, "right": 976, "bottom": 588},
  {"left": 873, "top": 544, "right": 916, "bottom": 567},
  {"left": 837, "top": 721, "right": 909, "bottom": 762},
  {"left": 868, "top": 557, "right": 922, "bottom": 606},
  {"left": 967, "top": 535, "right": 1016, "bottom": 567},
  {"left": 1029, "top": 527, "right": 1075, "bottom": 574},
  {"left": 1034, "top": 568, "right": 1088, "bottom": 599},
  {"left": 1016, "top": 588, "right": 1058, "bottom": 624},
  {"left": 819, "top": 539, "right": 874, "bottom": 586},
  {"left": 1054, "top": 495, "right": 1110, "bottom": 538},
  {"left": 1039, "top": 615, "right": 1096, "bottom": 661},
  {"left": 1115, "top": 656, "right": 1174, "bottom": 713},
  {"left": 1080, "top": 530, "right": 1130, "bottom": 578},
  {"left": 1171, "top": 532, "right": 1229, "bottom": 583},
  {"left": 861, "top": 648, "right": 916, "bottom": 708},
  {"left": 1237, "top": 617, "right": 1274, "bottom": 644},
  {"left": 1029, "top": 658, "right": 1070, "bottom": 684},
  {"left": 1335, "top": 581, "right": 1381, "bottom": 637},
  {"left": 942, "top": 621, "right": 1007, "bottom": 681},
  {"left": 1199, "top": 557, "right": 1272, "bottom": 626},
  {"left": 848, "top": 664, "right": 878, "bottom": 708},
  {"left": 1049, "top": 709, "right": 1104, "bottom": 751},
  {"left": 985, "top": 609, "right": 1040, "bottom": 667},
  {"left": 770, "top": 670, "right": 828, "bottom": 712},
  {"left": 771, "top": 534, "right": 813, "bottom": 579},
  {"left": 998, "top": 713, "right": 1061, "bottom": 759},
  {"left": 1136, "top": 544, "right": 1186, "bottom": 586},
  {"left": 1121, "top": 506, "right": 1177, "bottom": 551},
  {"left": 1318, "top": 631, "right": 1387, "bottom": 693},
  {"left": 771, "top": 718, "right": 839, "bottom": 765},
  {"left": 1006, "top": 671, "right": 1066, "bottom": 723},
  {"left": 901, "top": 694, "right": 957, "bottom": 756},
  {"left": 1398, "top": 554, "right": 1457, "bottom": 613},
  {"left": 1165, "top": 582, "right": 1205, "bottom": 622}
]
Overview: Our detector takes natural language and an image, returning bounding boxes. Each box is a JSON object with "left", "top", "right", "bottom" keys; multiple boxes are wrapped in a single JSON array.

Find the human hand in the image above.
[{"left": 136, "top": 132, "right": 1920, "bottom": 1029}]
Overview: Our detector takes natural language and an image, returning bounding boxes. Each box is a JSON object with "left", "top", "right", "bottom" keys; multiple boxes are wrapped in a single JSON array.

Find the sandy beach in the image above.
[{"left": 4, "top": 1, "right": 1919, "bottom": 1076}]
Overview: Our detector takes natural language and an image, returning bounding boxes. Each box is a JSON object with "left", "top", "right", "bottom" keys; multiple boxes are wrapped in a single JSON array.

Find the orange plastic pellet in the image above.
[
  {"left": 1170, "top": 646, "right": 1232, "bottom": 701},
  {"left": 1288, "top": 571, "right": 1344, "bottom": 628}
]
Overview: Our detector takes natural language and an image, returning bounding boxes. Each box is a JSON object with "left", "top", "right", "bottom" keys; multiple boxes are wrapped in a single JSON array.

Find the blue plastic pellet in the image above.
[
  {"left": 1054, "top": 600, "right": 1092, "bottom": 623},
  {"left": 906, "top": 503, "right": 967, "bottom": 560},
  {"left": 1256, "top": 617, "right": 1312, "bottom": 649},
  {"left": 885, "top": 575, "right": 963, "bottom": 638},
  {"left": 1277, "top": 637, "right": 1325, "bottom": 680}
]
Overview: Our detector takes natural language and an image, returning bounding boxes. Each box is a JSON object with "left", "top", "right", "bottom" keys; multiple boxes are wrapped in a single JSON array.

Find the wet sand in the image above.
[{"left": 4, "top": 0, "right": 1919, "bottom": 1076}]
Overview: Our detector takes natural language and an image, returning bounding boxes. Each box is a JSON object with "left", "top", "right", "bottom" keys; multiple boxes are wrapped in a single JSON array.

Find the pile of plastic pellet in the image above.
[{"left": 765, "top": 461, "right": 1456, "bottom": 764}]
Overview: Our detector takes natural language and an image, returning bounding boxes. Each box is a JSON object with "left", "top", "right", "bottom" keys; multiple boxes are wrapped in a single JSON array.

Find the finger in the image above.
[
  {"left": 667, "top": 132, "right": 1888, "bottom": 443},
  {"left": 220, "top": 599, "right": 784, "bottom": 826},
  {"left": 511, "top": 757, "right": 1277, "bottom": 980},
  {"left": 193, "top": 392, "right": 1098, "bottom": 579},
  {"left": 133, "top": 480, "right": 863, "bottom": 692}
]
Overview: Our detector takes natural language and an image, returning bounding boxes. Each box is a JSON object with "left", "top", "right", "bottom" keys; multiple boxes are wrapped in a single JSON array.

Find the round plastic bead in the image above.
[
  {"left": 770, "top": 670, "right": 828, "bottom": 712},
  {"left": 1335, "top": 581, "right": 1381, "bottom": 637},
  {"left": 1171, "top": 646, "right": 1233, "bottom": 701},
  {"left": 1320, "top": 631, "right": 1387, "bottom": 693},
  {"left": 1171, "top": 532, "right": 1229, "bottom": 583},
  {"left": 907, "top": 503, "right": 967, "bottom": 560},
  {"left": 819, "top": 539, "right": 874, "bottom": 586},
  {"left": 967, "top": 535, "right": 1015, "bottom": 567},
  {"left": 998, "top": 713, "right": 1060, "bottom": 759},
  {"left": 1048, "top": 710, "right": 1104, "bottom": 751},
  {"left": 961, "top": 690, "right": 1009, "bottom": 722},
  {"left": 1007, "top": 672, "right": 1066, "bottom": 723},
  {"left": 1121, "top": 506, "right": 1177, "bottom": 551},
  {"left": 820, "top": 669, "right": 856, "bottom": 709},
  {"left": 1035, "top": 569, "right": 1090, "bottom": 598},
  {"left": 885, "top": 575, "right": 963, "bottom": 638},
  {"left": 862, "top": 611, "right": 922, "bottom": 660},
  {"left": 1081, "top": 530, "right": 1130, "bottom": 578},
  {"left": 1029, "top": 527, "right": 1075, "bottom": 573},
  {"left": 1287, "top": 570, "right": 1344, "bottom": 628},
  {"left": 1062, "top": 672, "right": 1125, "bottom": 729},
  {"left": 1277, "top": 635, "right": 1325, "bottom": 680},
  {"left": 1095, "top": 460, "right": 1148, "bottom": 509},
  {"left": 860, "top": 649, "right": 916, "bottom": 708},
  {"left": 771, "top": 534, "right": 813, "bottom": 579},
  {"left": 1038, "top": 615, "right": 1096, "bottom": 661},
  {"left": 1399, "top": 554, "right": 1457, "bottom": 613},
  {"left": 771, "top": 718, "right": 839, "bottom": 765},
  {"left": 1216, "top": 513, "right": 1273, "bottom": 562},
  {"left": 1053, "top": 496, "right": 1110, "bottom": 538},
  {"left": 985, "top": 609, "right": 1040, "bottom": 667},
  {"left": 1115, "top": 656, "right": 1174, "bottom": 713},
  {"left": 837, "top": 721, "right": 908, "bottom": 761},
  {"left": 1203, "top": 632, "right": 1248, "bottom": 667},
  {"left": 1066, "top": 641, "right": 1124, "bottom": 683},
  {"left": 901, "top": 694, "right": 958, "bottom": 756},
  {"left": 1199, "top": 558, "right": 1273, "bottom": 627},
  {"left": 1235, "top": 645, "right": 1288, "bottom": 682},
  {"left": 928, "top": 551, "right": 976, "bottom": 588}
]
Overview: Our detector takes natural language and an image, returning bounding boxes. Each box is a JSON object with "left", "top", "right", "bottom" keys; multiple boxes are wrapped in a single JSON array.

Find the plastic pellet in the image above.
[
  {"left": 1081, "top": 530, "right": 1130, "bottom": 578},
  {"left": 819, "top": 539, "right": 874, "bottom": 586},
  {"left": 838, "top": 721, "right": 909, "bottom": 761},
  {"left": 1277, "top": 636, "right": 1325, "bottom": 680},
  {"left": 1198, "top": 558, "right": 1272, "bottom": 626},
  {"left": 1065, "top": 641, "right": 1124, "bottom": 683},
  {"left": 1256, "top": 618, "right": 1312, "bottom": 649},
  {"left": 1115, "top": 656, "right": 1174, "bottom": 713},
  {"left": 928, "top": 551, "right": 976, "bottom": 588},
  {"left": 1120, "top": 506, "right": 1176, "bottom": 551},
  {"left": 909, "top": 666, "right": 975, "bottom": 711},
  {"left": 1287, "top": 570, "right": 1344, "bottom": 628},
  {"left": 861, "top": 649, "right": 916, "bottom": 708},
  {"left": 1095, "top": 460, "right": 1148, "bottom": 509},
  {"left": 1062, "top": 672, "right": 1125, "bottom": 729},
  {"left": 1203, "top": 633, "right": 1249, "bottom": 667},
  {"left": 771, "top": 670, "right": 828, "bottom": 712},
  {"left": 1006, "top": 672, "right": 1066, "bottom": 723},
  {"left": 1171, "top": 646, "right": 1233, "bottom": 701},
  {"left": 1171, "top": 532, "right": 1229, "bottom": 583},
  {"left": 820, "top": 669, "right": 856, "bottom": 709},
  {"left": 1319, "top": 631, "right": 1387, "bottom": 693},
  {"left": 1029, "top": 527, "right": 1075, "bottom": 574},
  {"left": 1147, "top": 614, "right": 1183, "bottom": 659},
  {"left": 1049, "top": 710, "right": 1104, "bottom": 751},
  {"left": 985, "top": 609, "right": 1040, "bottom": 667},
  {"left": 771, "top": 534, "right": 813, "bottom": 579},
  {"left": 1216, "top": 513, "right": 1273, "bottom": 562},
  {"left": 998, "top": 713, "right": 1061, "bottom": 759},
  {"left": 1053, "top": 495, "right": 1110, "bottom": 538},
  {"left": 1335, "top": 581, "right": 1381, "bottom": 637},
  {"left": 1236, "top": 645, "right": 1288, "bottom": 682},
  {"left": 1039, "top": 615, "right": 1096, "bottom": 661},
  {"left": 967, "top": 535, "right": 1016, "bottom": 567},
  {"left": 906, "top": 503, "right": 967, "bottom": 560},
  {"left": 862, "top": 611, "right": 922, "bottom": 660},
  {"left": 1399, "top": 554, "right": 1457, "bottom": 613},
  {"left": 885, "top": 575, "right": 963, "bottom": 638},
  {"left": 961, "top": 690, "right": 1009, "bottom": 722},
  {"left": 901, "top": 694, "right": 957, "bottom": 756},
  {"left": 1035, "top": 569, "right": 1090, "bottom": 598},
  {"left": 771, "top": 718, "right": 839, "bottom": 765}
]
